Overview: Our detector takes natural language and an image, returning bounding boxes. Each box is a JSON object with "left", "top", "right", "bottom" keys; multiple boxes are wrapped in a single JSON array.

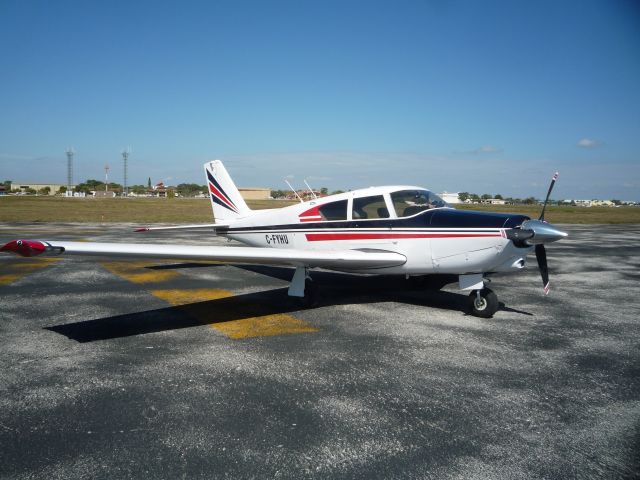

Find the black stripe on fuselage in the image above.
[{"left": 218, "top": 209, "right": 529, "bottom": 234}]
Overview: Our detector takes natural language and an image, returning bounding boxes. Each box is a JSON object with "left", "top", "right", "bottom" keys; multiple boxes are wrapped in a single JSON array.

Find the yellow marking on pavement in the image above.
[
  {"left": 0, "top": 274, "right": 21, "bottom": 285},
  {"left": 99, "top": 261, "right": 179, "bottom": 284},
  {"left": 213, "top": 315, "right": 319, "bottom": 339},
  {"left": 151, "top": 288, "right": 232, "bottom": 305},
  {"left": 150, "top": 288, "right": 319, "bottom": 339},
  {"left": 0, "top": 258, "right": 61, "bottom": 285}
]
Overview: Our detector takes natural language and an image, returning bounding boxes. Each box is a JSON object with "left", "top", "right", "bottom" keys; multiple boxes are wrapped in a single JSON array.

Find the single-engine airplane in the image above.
[{"left": 1, "top": 161, "right": 567, "bottom": 317}]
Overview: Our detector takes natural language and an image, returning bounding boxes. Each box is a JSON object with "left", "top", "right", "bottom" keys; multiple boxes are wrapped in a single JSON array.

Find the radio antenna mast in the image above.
[
  {"left": 65, "top": 147, "right": 75, "bottom": 191},
  {"left": 303, "top": 179, "right": 317, "bottom": 199},
  {"left": 284, "top": 179, "right": 303, "bottom": 203},
  {"left": 122, "top": 147, "right": 130, "bottom": 197}
]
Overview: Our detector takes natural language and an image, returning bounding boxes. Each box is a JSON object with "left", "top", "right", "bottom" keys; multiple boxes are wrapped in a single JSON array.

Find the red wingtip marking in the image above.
[
  {"left": 134, "top": 227, "right": 149, "bottom": 232},
  {"left": 0, "top": 240, "right": 46, "bottom": 257}
]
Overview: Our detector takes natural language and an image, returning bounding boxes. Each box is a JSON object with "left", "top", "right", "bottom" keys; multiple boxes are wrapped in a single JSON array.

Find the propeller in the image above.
[
  {"left": 505, "top": 172, "right": 566, "bottom": 295},
  {"left": 535, "top": 172, "right": 557, "bottom": 294},
  {"left": 539, "top": 172, "right": 558, "bottom": 221},
  {"left": 535, "top": 243, "right": 550, "bottom": 295}
]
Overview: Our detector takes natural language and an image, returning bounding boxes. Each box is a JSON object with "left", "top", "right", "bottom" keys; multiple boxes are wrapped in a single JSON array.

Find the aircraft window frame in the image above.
[
  {"left": 318, "top": 199, "right": 348, "bottom": 221},
  {"left": 391, "top": 190, "right": 448, "bottom": 218},
  {"left": 350, "top": 194, "right": 392, "bottom": 220}
]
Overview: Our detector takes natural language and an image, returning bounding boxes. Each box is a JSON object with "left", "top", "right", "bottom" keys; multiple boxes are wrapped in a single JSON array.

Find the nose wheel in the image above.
[{"left": 468, "top": 288, "right": 498, "bottom": 318}]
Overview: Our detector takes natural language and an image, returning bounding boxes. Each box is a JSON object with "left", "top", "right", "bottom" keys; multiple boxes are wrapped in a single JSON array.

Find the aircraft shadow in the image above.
[{"left": 46, "top": 266, "right": 531, "bottom": 342}]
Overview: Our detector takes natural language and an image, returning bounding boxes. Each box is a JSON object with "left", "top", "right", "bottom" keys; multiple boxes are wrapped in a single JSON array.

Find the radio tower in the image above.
[
  {"left": 104, "top": 164, "right": 110, "bottom": 191},
  {"left": 65, "top": 147, "right": 75, "bottom": 192},
  {"left": 122, "top": 147, "right": 130, "bottom": 197}
]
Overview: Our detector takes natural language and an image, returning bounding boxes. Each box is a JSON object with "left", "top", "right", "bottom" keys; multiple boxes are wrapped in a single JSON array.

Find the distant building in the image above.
[
  {"left": 93, "top": 190, "right": 117, "bottom": 198},
  {"left": 439, "top": 192, "right": 461, "bottom": 204},
  {"left": 0, "top": 185, "right": 6, "bottom": 195},
  {"left": 239, "top": 188, "right": 272, "bottom": 200},
  {"left": 149, "top": 182, "right": 167, "bottom": 198},
  {"left": 11, "top": 183, "right": 71, "bottom": 195},
  {"left": 481, "top": 198, "right": 506, "bottom": 205},
  {"left": 591, "top": 199, "right": 615, "bottom": 207}
]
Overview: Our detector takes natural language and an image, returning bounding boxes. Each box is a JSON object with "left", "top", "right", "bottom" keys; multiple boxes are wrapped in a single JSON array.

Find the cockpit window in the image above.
[
  {"left": 352, "top": 195, "right": 390, "bottom": 220},
  {"left": 391, "top": 190, "right": 448, "bottom": 217},
  {"left": 319, "top": 200, "right": 348, "bottom": 220}
]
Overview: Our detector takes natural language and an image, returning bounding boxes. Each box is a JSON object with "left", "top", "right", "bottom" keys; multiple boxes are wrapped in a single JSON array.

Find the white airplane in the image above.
[{"left": 1, "top": 161, "right": 567, "bottom": 317}]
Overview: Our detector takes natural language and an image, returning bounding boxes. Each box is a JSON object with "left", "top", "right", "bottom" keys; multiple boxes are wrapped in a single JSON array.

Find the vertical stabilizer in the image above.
[{"left": 204, "top": 160, "right": 251, "bottom": 223}]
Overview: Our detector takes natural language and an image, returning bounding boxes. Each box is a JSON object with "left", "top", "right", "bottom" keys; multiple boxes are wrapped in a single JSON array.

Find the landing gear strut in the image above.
[
  {"left": 288, "top": 266, "right": 318, "bottom": 308},
  {"left": 468, "top": 288, "right": 498, "bottom": 318}
]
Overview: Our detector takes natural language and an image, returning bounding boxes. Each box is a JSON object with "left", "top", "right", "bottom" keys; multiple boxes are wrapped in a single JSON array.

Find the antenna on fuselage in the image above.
[
  {"left": 303, "top": 180, "right": 317, "bottom": 199},
  {"left": 284, "top": 179, "right": 303, "bottom": 203}
]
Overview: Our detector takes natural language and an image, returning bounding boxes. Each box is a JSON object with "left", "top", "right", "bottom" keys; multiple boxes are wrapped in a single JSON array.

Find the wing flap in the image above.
[{"left": 1, "top": 240, "right": 406, "bottom": 270}]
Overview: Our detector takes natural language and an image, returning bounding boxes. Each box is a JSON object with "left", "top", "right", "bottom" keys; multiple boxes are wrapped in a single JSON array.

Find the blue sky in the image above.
[{"left": 1, "top": 0, "right": 638, "bottom": 200}]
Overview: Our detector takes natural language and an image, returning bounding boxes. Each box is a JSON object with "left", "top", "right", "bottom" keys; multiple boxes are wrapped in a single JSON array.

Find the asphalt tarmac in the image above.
[{"left": 1, "top": 223, "right": 639, "bottom": 479}]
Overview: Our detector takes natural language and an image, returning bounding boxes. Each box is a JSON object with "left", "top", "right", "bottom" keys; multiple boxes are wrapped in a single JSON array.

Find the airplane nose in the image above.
[{"left": 521, "top": 219, "right": 568, "bottom": 245}]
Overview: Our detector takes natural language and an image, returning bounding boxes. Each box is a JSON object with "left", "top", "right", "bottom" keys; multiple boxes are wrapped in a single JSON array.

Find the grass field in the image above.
[{"left": 1, "top": 196, "right": 639, "bottom": 224}]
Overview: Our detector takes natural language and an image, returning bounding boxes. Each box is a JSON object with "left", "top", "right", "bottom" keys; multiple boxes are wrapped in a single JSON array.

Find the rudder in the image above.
[{"left": 204, "top": 160, "right": 251, "bottom": 222}]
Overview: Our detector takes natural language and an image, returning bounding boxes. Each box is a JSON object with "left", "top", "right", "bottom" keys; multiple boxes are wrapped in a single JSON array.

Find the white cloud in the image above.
[
  {"left": 457, "top": 145, "right": 503, "bottom": 155},
  {"left": 577, "top": 138, "right": 601, "bottom": 149}
]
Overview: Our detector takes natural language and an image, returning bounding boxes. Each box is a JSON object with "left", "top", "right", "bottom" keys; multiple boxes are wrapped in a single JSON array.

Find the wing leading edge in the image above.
[{"left": 0, "top": 240, "right": 406, "bottom": 270}]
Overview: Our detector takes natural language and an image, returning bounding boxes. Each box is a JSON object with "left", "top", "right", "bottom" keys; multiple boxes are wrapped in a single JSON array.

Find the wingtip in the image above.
[
  {"left": 0, "top": 239, "right": 46, "bottom": 257},
  {"left": 134, "top": 227, "right": 149, "bottom": 233}
]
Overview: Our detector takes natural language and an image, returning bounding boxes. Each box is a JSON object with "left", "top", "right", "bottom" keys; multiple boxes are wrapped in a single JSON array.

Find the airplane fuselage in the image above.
[{"left": 215, "top": 186, "right": 533, "bottom": 276}]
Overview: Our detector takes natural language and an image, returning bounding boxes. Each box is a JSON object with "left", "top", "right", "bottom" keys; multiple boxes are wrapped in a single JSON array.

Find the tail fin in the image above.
[{"left": 204, "top": 160, "right": 251, "bottom": 223}]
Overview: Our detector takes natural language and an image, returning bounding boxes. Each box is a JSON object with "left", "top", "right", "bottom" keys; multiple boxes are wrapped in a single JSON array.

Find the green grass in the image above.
[{"left": 1, "top": 196, "right": 638, "bottom": 223}]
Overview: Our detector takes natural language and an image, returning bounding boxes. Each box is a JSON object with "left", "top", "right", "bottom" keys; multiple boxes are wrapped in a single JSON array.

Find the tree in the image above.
[
  {"left": 38, "top": 186, "right": 51, "bottom": 195},
  {"left": 320, "top": 187, "right": 328, "bottom": 195},
  {"left": 131, "top": 185, "right": 146, "bottom": 195},
  {"left": 147, "top": 177, "right": 152, "bottom": 189},
  {"left": 470, "top": 193, "right": 481, "bottom": 203},
  {"left": 59, "top": 186, "right": 67, "bottom": 194},
  {"left": 176, "top": 183, "right": 204, "bottom": 197},
  {"left": 494, "top": 194, "right": 503, "bottom": 200},
  {"left": 271, "top": 190, "right": 289, "bottom": 199},
  {"left": 481, "top": 193, "right": 492, "bottom": 200},
  {"left": 523, "top": 196, "right": 537, "bottom": 205},
  {"left": 331, "top": 190, "right": 345, "bottom": 195},
  {"left": 458, "top": 192, "right": 470, "bottom": 202}
]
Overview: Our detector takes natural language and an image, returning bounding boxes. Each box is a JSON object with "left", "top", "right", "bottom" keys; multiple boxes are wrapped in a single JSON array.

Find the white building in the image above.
[{"left": 439, "top": 192, "right": 461, "bottom": 204}]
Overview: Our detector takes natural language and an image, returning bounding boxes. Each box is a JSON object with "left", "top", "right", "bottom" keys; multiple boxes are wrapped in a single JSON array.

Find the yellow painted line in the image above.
[
  {"left": 0, "top": 274, "right": 21, "bottom": 285},
  {"left": 151, "top": 288, "right": 232, "bottom": 305},
  {"left": 97, "top": 261, "right": 319, "bottom": 339},
  {"left": 213, "top": 315, "right": 319, "bottom": 339},
  {"left": 151, "top": 288, "right": 319, "bottom": 339},
  {"left": 99, "top": 261, "right": 179, "bottom": 284},
  {"left": 0, "top": 257, "right": 61, "bottom": 285}
]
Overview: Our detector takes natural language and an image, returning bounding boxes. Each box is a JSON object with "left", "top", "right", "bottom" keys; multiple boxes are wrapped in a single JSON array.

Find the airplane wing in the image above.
[{"left": 0, "top": 240, "right": 406, "bottom": 270}]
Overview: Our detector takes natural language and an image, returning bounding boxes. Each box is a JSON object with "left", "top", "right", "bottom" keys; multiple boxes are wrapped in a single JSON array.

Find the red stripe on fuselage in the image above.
[{"left": 305, "top": 232, "right": 502, "bottom": 241}]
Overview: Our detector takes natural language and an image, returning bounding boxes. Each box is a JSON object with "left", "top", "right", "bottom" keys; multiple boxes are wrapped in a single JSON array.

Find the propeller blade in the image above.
[
  {"left": 535, "top": 244, "right": 550, "bottom": 295},
  {"left": 539, "top": 172, "right": 559, "bottom": 221}
]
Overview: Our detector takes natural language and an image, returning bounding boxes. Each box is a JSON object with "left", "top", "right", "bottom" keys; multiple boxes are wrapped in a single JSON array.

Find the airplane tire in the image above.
[
  {"left": 468, "top": 288, "right": 498, "bottom": 318},
  {"left": 291, "top": 280, "right": 318, "bottom": 308}
]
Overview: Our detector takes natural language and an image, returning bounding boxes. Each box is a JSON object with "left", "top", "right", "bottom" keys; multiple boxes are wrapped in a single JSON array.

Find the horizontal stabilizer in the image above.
[{"left": 134, "top": 223, "right": 226, "bottom": 233}]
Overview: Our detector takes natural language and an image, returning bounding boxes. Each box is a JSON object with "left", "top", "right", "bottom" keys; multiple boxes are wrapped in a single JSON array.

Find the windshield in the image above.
[{"left": 391, "top": 189, "right": 448, "bottom": 217}]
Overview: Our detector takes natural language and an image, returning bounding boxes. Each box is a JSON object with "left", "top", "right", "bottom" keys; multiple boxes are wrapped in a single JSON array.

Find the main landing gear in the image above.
[{"left": 288, "top": 266, "right": 318, "bottom": 308}]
